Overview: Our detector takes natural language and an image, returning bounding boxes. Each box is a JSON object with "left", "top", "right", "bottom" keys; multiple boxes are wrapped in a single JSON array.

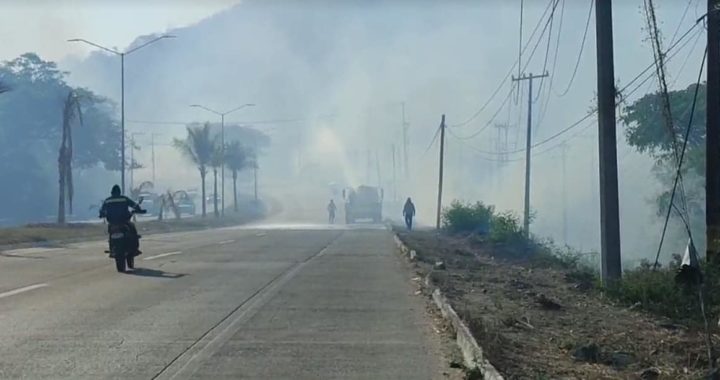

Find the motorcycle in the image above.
[{"left": 107, "top": 197, "right": 147, "bottom": 273}]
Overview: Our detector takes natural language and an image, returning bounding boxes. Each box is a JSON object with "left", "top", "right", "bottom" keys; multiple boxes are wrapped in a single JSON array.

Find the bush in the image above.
[
  {"left": 489, "top": 211, "right": 524, "bottom": 243},
  {"left": 442, "top": 201, "right": 494, "bottom": 234},
  {"left": 604, "top": 259, "right": 720, "bottom": 324}
]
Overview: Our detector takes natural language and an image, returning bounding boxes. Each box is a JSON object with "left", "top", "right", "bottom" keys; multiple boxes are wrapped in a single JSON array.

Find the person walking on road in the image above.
[
  {"left": 327, "top": 199, "right": 337, "bottom": 224},
  {"left": 403, "top": 197, "right": 415, "bottom": 230}
]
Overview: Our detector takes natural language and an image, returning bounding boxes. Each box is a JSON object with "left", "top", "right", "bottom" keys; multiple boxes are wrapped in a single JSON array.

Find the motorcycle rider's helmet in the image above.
[{"left": 111, "top": 184, "right": 121, "bottom": 197}]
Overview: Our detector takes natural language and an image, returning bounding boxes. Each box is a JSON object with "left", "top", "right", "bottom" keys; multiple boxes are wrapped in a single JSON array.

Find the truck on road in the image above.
[{"left": 343, "top": 185, "right": 383, "bottom": 224}]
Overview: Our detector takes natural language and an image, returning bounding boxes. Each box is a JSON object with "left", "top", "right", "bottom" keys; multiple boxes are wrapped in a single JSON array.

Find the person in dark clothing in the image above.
[
  {"left": 99, "top": 185, "right": 144, "bottom": 257},
  {"left": 327, "top": 199, "right": 337, "bottom": 224},
  {"left": 403, "top": 197, "right": 416, "bottom": 230}
]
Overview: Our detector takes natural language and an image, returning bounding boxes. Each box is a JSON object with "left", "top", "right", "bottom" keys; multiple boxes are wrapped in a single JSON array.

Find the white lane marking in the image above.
[
  {"left": 254, "top": 232, "right": 267, "bottom": 237},
  {"left": 1, "top": 247, "right": 64, "bottom": 255},
  {"left": 143, "top": 251, "right": 182, "bottom": 261},
  {"left": 217, "top": 240, "right": 235, "bottom": 245},
  {"left": 0, "top": 283, "right": 48, "bottom": 299}
]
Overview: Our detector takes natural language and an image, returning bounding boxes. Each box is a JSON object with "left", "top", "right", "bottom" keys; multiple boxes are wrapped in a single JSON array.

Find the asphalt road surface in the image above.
[{"left": 0, "top": 223, "right": 447, "bottom": 379}]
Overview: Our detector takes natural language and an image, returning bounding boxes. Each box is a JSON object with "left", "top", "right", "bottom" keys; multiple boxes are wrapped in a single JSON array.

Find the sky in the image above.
[{"left": 0, "top": 0, "right": 242, "bottom": 62}]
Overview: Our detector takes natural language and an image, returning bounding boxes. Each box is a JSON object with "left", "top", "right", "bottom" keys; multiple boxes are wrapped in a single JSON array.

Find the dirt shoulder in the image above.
[
  {"left": 395, "top": 228, "right": 712, "bottom": 380},
  {"left": 0, "top": 212, "right": 264, "bottom": 249}
]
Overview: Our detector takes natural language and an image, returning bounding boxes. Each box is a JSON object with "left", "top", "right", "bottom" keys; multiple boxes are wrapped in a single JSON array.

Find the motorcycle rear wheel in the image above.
[{"left": 114, "top": 249, "right": 126, "bottom": 273}]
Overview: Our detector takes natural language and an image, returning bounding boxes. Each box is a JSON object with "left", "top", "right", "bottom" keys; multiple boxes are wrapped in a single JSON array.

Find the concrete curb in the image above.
[{"left": 393, "top": 232, "right": 504, "bottom": 380}]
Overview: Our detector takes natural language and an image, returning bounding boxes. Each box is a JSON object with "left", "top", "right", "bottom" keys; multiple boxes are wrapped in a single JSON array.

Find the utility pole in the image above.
[
  {"left": 495, "top": 123, "right": 510, "bottom": 166},
  {"left": 708, "top": 0, "right": 720, "bottom": 262},
  {"left": 402, "top": 102, "right": 409, "bottom": 180},
  {"left": 149, "top": 133, "right": 162, "bottom": 186},
  {"left": 436, "top": 115, "right": 446, "bottom": 229},
  {"left": 129, "top": 131, "right": 133, "bottom": 191},
  {"left": 128, "top": 132, "right": 144, "bottom": 191},
  {"left": 561, "top": 142, "right": 569, "bottom": 245},
  {"left": 366, "top": 148, "right": 372, "bottom": 184},
  {"left": 512, "top": 72, "right": 549, "bottom": 238},
  {"left": 121, "top": 54, "right": 125, "bottom": 193},
  {"left": 375, "top": 150, "right": 382, "bottom": 188},
  {"left": 253, "top": 137, "right": 259, "bottom": 202},
  {"left": 595, "top": 0, "right": 622, "bottom": 282},
  {"left": 392, "top": 144, "right": 397, "bottom": 202}
]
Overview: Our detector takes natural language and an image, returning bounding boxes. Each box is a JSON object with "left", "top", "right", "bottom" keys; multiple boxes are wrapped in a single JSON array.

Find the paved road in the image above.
[{"left": 0, "top": 223, "right": 447, "bottom": 379}]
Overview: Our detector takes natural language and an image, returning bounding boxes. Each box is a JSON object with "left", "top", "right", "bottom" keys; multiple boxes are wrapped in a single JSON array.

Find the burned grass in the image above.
[{"left": 396, "top": 228, "right": 713, "bottom": 379}]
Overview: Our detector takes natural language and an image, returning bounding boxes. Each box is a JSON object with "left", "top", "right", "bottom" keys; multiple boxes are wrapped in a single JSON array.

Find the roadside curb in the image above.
[{"left": 393, "top": 231, "right": 504, "bottom": 380}]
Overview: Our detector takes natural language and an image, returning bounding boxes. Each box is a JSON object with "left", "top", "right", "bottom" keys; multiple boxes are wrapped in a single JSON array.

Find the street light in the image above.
[
  {"left": 68, "top": 35, "right": 175, "bottom": 194},
  {"left": 190, "top": 103, "right": 256, "bottom": 216}
]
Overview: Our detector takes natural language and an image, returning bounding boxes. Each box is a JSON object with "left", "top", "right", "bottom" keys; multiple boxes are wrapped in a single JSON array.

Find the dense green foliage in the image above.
[
  {"left": 0, "top": 53, "right": 120, "bottom": 223},
  {"left": 441, "top": 201, "right": 493, "bottom": 233}
]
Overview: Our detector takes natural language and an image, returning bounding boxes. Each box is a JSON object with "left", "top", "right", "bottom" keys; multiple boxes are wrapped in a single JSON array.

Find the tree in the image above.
[
  {"left": 173, "top": 123, "right": 216, "bottom": 217},
  {"left": 57, "top": 90, "right": 83, "bottom": 224},
  {"left": 224, "top": 141, "right": 249, "bottom": 212},
  {"left": 0, "top": 53, "right": 120, "bottom": 223},
  {"left": 621, "top": 82, "right": 708, "bottom": 250},
  {"left": 209, "top": 138, "right": 223, "bottom": 218}
]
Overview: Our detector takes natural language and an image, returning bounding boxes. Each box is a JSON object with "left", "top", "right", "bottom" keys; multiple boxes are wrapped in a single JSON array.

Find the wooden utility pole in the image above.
[
  {"left": 708, "top": 0, "right": 720, "bottom": 262},
  {"left": 392, "top": 144, "right": 397, "bottom": 202},
  {"left": 595, "top": 0, "right": 622, "bottom": 282},
  {"left": 561, "top": 142, "right": 569, "bottom": 245},
  {"left": 512, "top": 72, "right": 548, "bottom": 238},
  {"left": 436, "top": 115, "right": 446, "bottom": 229},
  {"left": 402, "top": 102, "right": 409, "bottom": 179}
]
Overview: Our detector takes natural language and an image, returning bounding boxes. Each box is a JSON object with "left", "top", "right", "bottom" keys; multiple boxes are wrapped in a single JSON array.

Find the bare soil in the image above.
[{"left": 396, "top": 228, "right": 715, "bottom": 380}]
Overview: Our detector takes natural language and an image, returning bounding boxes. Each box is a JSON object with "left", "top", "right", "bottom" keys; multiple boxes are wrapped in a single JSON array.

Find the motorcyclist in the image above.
[{"left": 99, "top": 185, "right": 145, "bottom": 257}]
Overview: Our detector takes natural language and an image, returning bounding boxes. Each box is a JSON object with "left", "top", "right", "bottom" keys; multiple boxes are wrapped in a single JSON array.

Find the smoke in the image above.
[{"left": 53, "top": 0, "right": 704, "bottom": 264}]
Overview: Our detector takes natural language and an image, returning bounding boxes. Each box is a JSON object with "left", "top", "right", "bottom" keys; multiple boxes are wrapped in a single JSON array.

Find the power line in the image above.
[
  {"left": 670, "top": 25, "right": 705, "bottom": 88},
  {"left": 126, "top": 118, "right": 306, "bottom": 126},
  {"left": 447, "top": 83, "right": 517, "bottom": 140},
  {"left": 533, "top": 0, "right": 560, "bottom": 103},
  {"left": 616, "top": 20, "right": 701, "bottom": 101},
  {"left": 517, "top": 0, "right": 524, "bottom": 105},
  {"left": 451, "top": 0, "right": 556, "bottom": 128},
  {"left": 535, "top": 0, "right": 566, "bottom": 126},
  {"left": 669, "top": 0, "right": 697, "bottom": 46},
  {"left": 422, "top": 124, "right": 443, "bottom": 156},
  {"left": 555, "top": 0, "right": 594, "bottom": 97},
  {"left": 653, "top": 45, "right": 707, "bottom": 268}
]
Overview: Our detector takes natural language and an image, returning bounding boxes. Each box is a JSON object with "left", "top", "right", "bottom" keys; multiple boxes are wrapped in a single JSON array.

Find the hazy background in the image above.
[{"left": 0, "top": 0, "right": 708, "bottom": 265}]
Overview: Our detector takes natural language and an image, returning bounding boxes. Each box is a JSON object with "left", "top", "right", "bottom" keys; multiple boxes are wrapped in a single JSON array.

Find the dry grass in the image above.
[
  {"left": 397, "top": 229, "right": 712, "bottom": 380},
  {"left": 0, "top": 213, "right": 260, "bottom": 248}
]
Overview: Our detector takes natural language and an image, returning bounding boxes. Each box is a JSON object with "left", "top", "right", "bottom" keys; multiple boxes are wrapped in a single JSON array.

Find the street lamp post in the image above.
[
  {"left": 190, "top": 103, "right": 256, "bottom": 216},
  {"left": 68, "top": 35, "right": 175, "bottom": 194}
]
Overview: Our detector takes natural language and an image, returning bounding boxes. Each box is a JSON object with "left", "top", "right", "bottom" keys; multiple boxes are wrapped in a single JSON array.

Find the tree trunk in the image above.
[
  {"left": 233, "top": 170, "right": 238, "bottom": 212},
  {"left": 200, "top": 169, "right": 207, "bottom": 217},
  {"left": 213, "top": 168, "right": 219, "bottom": 218},
  {"left": 58, "top": 163, "right": 66, "bottom": 224}
]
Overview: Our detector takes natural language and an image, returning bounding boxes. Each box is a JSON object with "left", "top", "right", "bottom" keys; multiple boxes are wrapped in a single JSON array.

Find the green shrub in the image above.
[
  {"left": 489, "top": 210, "right": 524, "bottom": 243},
  {"left": 604, "top": 260, "right": 720, "bottom": 324},
  {"left": 442, "top": 201, "right": 494, "bottom": 234}
]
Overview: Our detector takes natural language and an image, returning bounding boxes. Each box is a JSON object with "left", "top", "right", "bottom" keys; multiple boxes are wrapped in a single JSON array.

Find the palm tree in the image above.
[
  {"left": 224, "top": 141, "right": 249, "bottom": 212},
  {"left": 58, "top": 90, "right": 83, "bottom": 224},
  {"left": 173, "top": 123, "right": 216, "bottom": 217},
  {"left": 209, "top": 140, "right": 223, "bottom": 218}
]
